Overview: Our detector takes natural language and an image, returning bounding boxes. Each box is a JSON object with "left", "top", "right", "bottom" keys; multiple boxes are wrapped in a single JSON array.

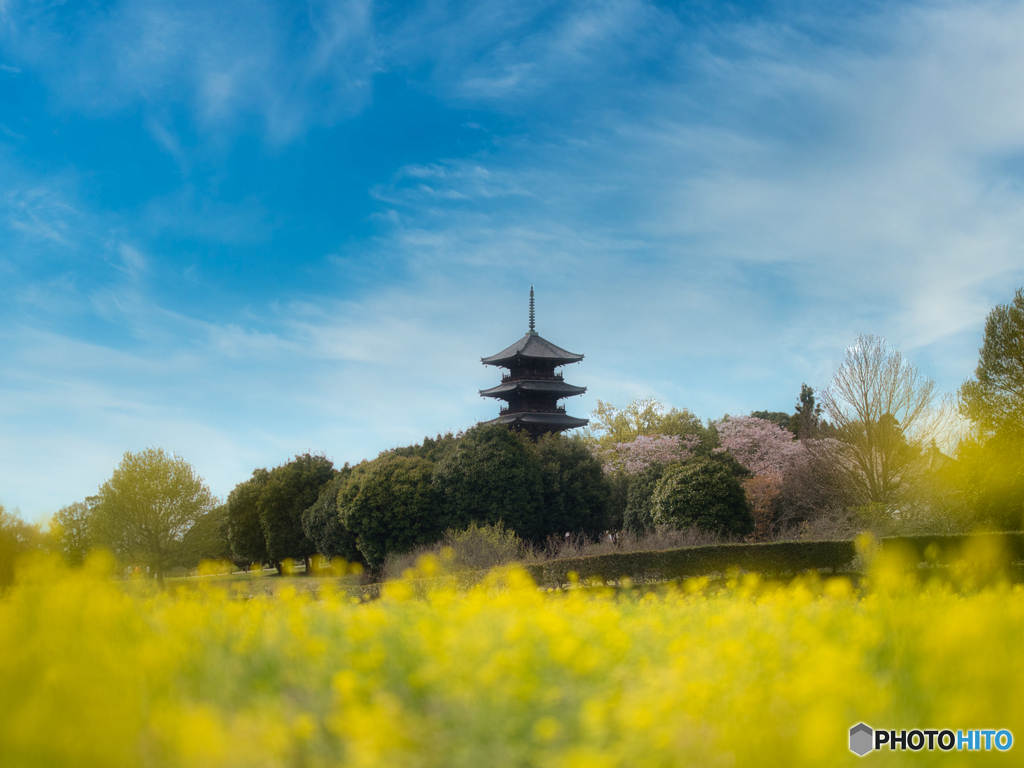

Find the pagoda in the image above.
[{"left": 479, "top": 286, "right": 589, "bottom": 440}]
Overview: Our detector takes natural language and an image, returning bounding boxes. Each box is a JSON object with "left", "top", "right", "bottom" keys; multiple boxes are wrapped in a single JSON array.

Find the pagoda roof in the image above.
[
  {"left": 481, "top": 412, "right": 590, "bottom": 430},
  {"left": 479, "top": 380, "right": 587, "bottom": 399},
  {"left": 481, "top": 332, "right": 584, "bottom": 367}
]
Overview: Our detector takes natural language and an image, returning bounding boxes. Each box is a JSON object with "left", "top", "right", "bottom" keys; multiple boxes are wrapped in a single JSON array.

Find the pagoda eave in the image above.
[
  {"left": 481, "top": 332, "right": 584, "bottom": 367},
  {"left": 478, "top": 380, "right": 587, "bottom": 398},
  {"left": 481, "top": 413, "right": 590, "bottom": 430}
]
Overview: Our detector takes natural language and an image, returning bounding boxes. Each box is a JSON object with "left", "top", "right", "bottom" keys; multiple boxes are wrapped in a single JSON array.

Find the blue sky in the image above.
[{"left": 3, "top": 0, "right": 1024, "bottom": 521}]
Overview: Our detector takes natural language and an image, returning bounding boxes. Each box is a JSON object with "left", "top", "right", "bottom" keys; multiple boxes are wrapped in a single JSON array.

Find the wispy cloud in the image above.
[
  {"left": 4, "top": 186, "right": 79, "bottom": 247},
  {"left": 140, "top": 186, "right": 278, "bottom": 244},
  {"left": 1, "top": 0, "right": 378, "bottom": 143},
  {"left": 372, "top": 160, "right": 532, "bottom": 207},
  {"left": 368, "top": 1, "right": 1024, "bottom": 355}
]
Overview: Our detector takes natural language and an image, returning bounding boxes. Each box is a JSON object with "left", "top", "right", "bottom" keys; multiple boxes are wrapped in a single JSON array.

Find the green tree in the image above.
[
  {"left": 92, "top": 448, "right": 217, "bottom": 588},
  {"left": 624, "top": 451, "right": 750, "bottom": 536},
  {"left": 1, "top": 503, "right": 46, "bottom": 589},
  {"left": 605, "top": 471, "right": 631, "bottom": 532},
  {"left": 258, "top": 454, "right": 336, "bottom": 571},
  {"left": 583, "top": 398, "right": 707, "bottom": 450},
  {"left": 789, "top": 384, "right": 821, "bottom": 437},
  {"left": 531, "top": 434, "right": 610, "bottom": 538},
  {"left": 623, "top": 462, "right": 667, "bottom": 535},
  {"left": 948, "top": 436, "right": 1023, "bottom": 530},
  {"left": 651, "top": 459, "right": 754, "bottom": 536},
  {"left": 50, "top": 499, "right": 95, "bottom": 567},
  {"left": 176, "top": 503, "right": 233, "bottom": 568},
  {"left": 227, "top": 468, "right": 271, "bottom": 567},
  {"left": 432, "top": 426, "right": 545, "bottom": 540},
  {"left": 960, "top": 287, "right": 1024, "bottom": 436},
  {"left": 704, "top": 449, "right": 753, "bottom": 480},
  {"left": 956, "top": 288, "right": 1024, "bottom": 529},
  {"left": 340, "top": 455, "right": 442, "bottom": 569},
  {"left": 303, "top": 465, "right": 362, "bottom": 563},
  {"left": 386, "top": 433, "right": 461, "bottom": 463}
]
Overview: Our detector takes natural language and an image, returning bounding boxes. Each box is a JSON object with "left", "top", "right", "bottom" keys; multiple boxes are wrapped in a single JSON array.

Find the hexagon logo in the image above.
[{"left": 849, "top": 723, "right": 873, "bottom": 756}]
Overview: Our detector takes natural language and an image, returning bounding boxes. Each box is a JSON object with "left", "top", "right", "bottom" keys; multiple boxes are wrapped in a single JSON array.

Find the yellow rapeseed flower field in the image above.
[{"left": 1, "top": 544, "right": 1022, "bottom": 767}]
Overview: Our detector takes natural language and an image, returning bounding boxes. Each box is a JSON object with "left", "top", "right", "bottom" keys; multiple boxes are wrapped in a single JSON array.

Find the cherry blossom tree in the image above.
[
  {"left": 602, "top": 434, "right": 699, "bottom": 475},
  {"left": 715, "top": 416, "right": 804, "bottom": 479}
]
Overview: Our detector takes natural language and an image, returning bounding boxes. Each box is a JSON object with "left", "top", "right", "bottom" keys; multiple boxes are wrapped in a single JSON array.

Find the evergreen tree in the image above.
[
  {"left": 432, "top": 426, "right": 545, "bottom": 540},
  {"left": 531, "top": 434, "right": 610, "bottom": 538},
  {"left": 258, "top": 454, "right": 336, "bottom": 569},
  {"left": 651, "top": 459, "right": 754, "bottom": 537},
  {"left": 790, "top": 384, "right": 822, "bottom": 437},
  {"left": 340, "top": 455, "right": 441, "bottom": 569},
  {"left": 303, "top": 466, "right": 362, "bottom": 563},
  {"left": 227, "top": 468, "right": 271, "bottom": 566},
  {"left": 957, "top": 288, "right": 1024, "bottom": 529}
]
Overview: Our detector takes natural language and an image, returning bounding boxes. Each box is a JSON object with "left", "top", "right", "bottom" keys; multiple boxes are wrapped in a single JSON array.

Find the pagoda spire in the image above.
[
  {"left": 528, "top": 285, "right": 537, "bottom": 335},
  {"left": 480, "top": 289, "right": 588, "bottom": 441}
]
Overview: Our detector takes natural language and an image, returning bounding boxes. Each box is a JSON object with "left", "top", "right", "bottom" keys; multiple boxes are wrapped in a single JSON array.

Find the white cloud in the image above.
[
  {"left": 1, "top": 0, "right": 378, "bottom": 143},
  {"left": 118, "top": 243, "right": 147, "bottom": 273},
  {"left": 140, "top": 186, "right": 277, "bottom": 243},
  {"left": 4, "top": 186, "right": 79, "bottom": 247},
  {"left": 0, "top": 281, "right": 511, "bottom": 518}
]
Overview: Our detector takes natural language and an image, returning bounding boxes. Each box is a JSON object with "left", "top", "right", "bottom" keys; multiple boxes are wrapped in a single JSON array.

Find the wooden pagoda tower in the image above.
[{"left": 479, "top": 286, "right": 588, "bottom": 440}]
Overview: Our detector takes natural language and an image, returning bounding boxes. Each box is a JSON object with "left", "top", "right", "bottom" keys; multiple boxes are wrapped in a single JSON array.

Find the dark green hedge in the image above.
[
  {"left": 528, "top": 533, "right": 1024, "bottom": 587},
  {"left": 523, "top": 539, "right": 857, "bottom": 586},
  {"left": 879, "top": 532, "right": 1024, "bottom": 564},
  {"left": 342, "top": 532, "right": 1024, "bottom": 595}
]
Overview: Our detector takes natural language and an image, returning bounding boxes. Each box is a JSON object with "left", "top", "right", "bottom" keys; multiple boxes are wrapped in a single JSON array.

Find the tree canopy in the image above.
[
  {"left": 1, "top": 503, "right": 46, "bottom": 589},
  {"left": 622, "top": 462, "right": 667, "bottom": 535},
  {"left": 715, "top": 416, "right": 801, "bottom": 479},
  {"left": 227, "top": 468, "right": 271, "bottom": 566},
  {"left": 176, "top": 503, "right": 233, "bottom": 567},
  {"left": 431, "top": 425, "right": 545, "bottom": 540},
  {"left": 339, "top": 455, "right": 441, "bottom": 569},
  {"left": 92, "top": 448, "right": 217, "bottom": 587},
  {"left": 789, "top": 384, "right": 822, "bottom": 437},
  {"left": 257, "top": 454, "right": 336, "bottom": 568},
  {"left": 750, "top": 411, "right": 791, "bottom": 430},
  {"left": 530, "top": 433, "right": 610, "bottom": 538},
  {"left": 302, "top": 467, "right": 362, "bottom": 563},
  {"left": 583, "top": 398, "right": 707, "bottom": 450},
  {"left": 651, "top": 459, "right": 754, "bottom": 536},
  {"left": 960, "top": 287, "right": 1024, "bottom": 438},
  {"left": 50, "top": 500, "right": 96, "bottom": 567},
  {"left": 385, "top": 433, "right": 461, "bottom": 463},
  {"left": 956, "top": 288, "right": 1024, "bottom": 529}
]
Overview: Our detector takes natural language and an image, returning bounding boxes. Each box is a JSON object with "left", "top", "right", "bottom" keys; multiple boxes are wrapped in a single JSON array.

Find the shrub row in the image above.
[
  {"left": 879, "top": 532, "right": 1024, "bottom": 564},
  {"left": 524, "top": 531, "right": 1024, "bottom": 587},
  {"left": 523, "top": 539, "right": 858, "bottom": 586},
  {"left": 343, "top": 532, "right": 1024, "bottom": 595}
]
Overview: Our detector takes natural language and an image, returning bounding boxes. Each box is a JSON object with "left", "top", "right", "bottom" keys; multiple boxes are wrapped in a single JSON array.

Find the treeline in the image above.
[
  {"left": 6, "top": 288, "right": 1024, "bottom": 585},
  {"left": 226, "top": 428, "right": 611, "bottom": 574}
]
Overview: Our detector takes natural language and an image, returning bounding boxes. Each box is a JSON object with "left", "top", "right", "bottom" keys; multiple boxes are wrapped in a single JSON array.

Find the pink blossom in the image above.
[
  {"left": 715, "top": 416, "right": 804, "bottom": 478},
  {"left": 606, "top": 434, "right": 698, "bottom": 475}
]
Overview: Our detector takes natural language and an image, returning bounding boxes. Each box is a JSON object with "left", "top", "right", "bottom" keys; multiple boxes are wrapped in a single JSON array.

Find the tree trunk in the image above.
[{"left": 156, "top": 563, "right": 165, "bottom": 591}]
